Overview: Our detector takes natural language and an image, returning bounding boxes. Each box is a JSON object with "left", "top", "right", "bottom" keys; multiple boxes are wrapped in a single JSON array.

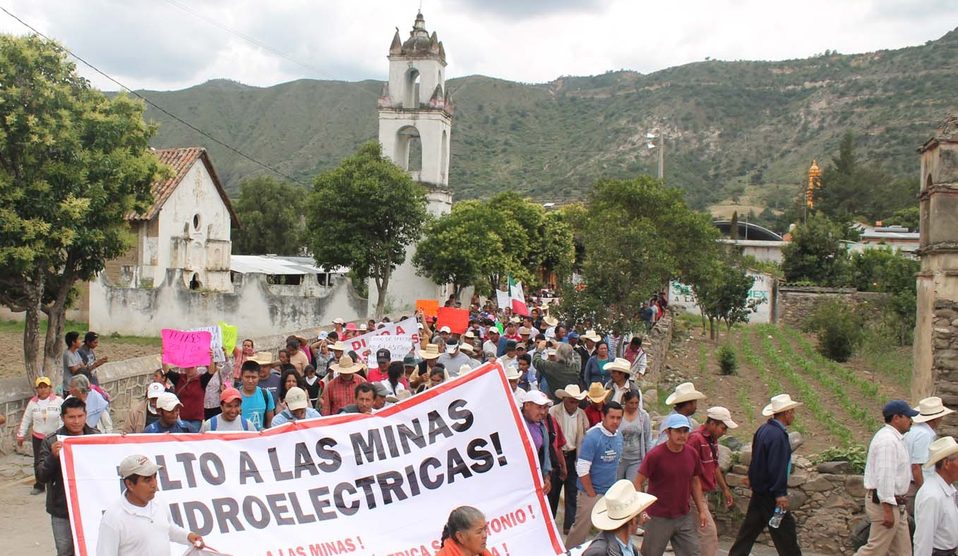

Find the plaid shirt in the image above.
[{"left": 320, "top": 375, "right": 365, "bottom": 415}]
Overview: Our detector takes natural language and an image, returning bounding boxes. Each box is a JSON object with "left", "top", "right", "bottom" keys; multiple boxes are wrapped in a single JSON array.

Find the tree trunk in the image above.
[
  {"left": 708, "top": 317, "right": 717, "bottom": 341},
  {"left": 374, "top": 267, "right": 390, "bottom": 319},
  {"left": 21, "top": 270, "right": 45, "bottom": 384},
  {"left": 42, "top": 280, "right": 74, "bottom": 384}
]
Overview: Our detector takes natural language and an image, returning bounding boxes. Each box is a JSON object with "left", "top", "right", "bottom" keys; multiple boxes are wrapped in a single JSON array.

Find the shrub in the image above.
[
  {"left": 717, "top": 345, "right": 737, "bottom": 375},
  {"left": 805, "top": 300, "right": 864, "bottom": 362},
  {"left": 812, "top": 444, "right": 867, "bottom": 474}
]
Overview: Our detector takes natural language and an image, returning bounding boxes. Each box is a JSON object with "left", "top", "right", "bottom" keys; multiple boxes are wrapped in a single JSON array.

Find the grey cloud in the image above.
[{"left": 443, "top": 0, "right": 611, "bottom": 18}]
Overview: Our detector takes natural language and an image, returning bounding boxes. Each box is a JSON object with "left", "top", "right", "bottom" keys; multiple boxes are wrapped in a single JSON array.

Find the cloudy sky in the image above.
[{"left": 1, "top": 0, "right": 955, "bottom": 91}]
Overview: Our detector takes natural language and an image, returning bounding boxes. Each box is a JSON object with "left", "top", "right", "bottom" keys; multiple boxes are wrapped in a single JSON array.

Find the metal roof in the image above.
[{"left": 230, "top": 255, "right": 347, "bottom": 276}]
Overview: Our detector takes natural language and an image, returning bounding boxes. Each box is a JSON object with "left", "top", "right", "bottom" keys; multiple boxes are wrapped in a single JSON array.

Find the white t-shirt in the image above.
[
  {"left": 199, "top": 414, "right": 254, "bottom": 433},
  {"left": 96, "top": 493, "right": 191, "bottom": 556}
]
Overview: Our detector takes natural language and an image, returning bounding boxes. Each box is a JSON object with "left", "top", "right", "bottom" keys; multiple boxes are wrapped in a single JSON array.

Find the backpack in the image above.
[{"left": 209, "top": 414, "right": 250, "bottom": 431}]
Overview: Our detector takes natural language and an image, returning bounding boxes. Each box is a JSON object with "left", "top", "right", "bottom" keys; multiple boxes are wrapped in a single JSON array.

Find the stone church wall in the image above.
[{"left": 775, "top": 286, "right": 888, "bottom": 328}]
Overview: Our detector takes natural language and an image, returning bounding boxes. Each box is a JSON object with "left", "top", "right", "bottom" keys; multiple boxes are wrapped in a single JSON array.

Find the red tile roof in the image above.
[{"left": 128, "top": 147, "right": 239, "bottom": 226}]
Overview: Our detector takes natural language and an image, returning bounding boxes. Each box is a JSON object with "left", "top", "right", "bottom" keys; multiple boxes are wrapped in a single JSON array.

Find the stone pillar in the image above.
[{"left": 914, "top": 115, "right": 958, "bottom": 438}]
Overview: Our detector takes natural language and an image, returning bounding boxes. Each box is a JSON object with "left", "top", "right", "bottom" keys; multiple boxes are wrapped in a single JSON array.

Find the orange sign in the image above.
[{"left": 416, "top": 299, "right": 440, "bottom": 318}]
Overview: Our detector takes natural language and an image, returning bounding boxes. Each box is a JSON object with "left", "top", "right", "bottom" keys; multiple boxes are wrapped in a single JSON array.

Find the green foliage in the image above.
[
  {"left": 812, "top": 445, "right": 868, "bottom": 474},
  {"left": 717, "top": 345, "right": 737, "bottom": 375},
  {"left": 564, "top": 176, "right": 718, "bottom": 330},
  {"left": 231, "top": 176, "right": 307, "bottom": 255},
  {"left": 849, "top": 248, "right": 919, "bottom": 345},
  {"left": 691, "top": 254, "right": 756, "bottom": 338},
  {"left": 883, "top": 206, "right": 920, "bottom": 231},
  {"left": 804, "top": 300, "right": 865, "bottom": 362},
  {"left": 782, "top": 213, "right": 852, "bottom": 285},
  {"left": 0, "top": 34, "right": 165, "bottom": 378},
  {"left": 306, "top": 142, "right": 427, "bottom": 316}
]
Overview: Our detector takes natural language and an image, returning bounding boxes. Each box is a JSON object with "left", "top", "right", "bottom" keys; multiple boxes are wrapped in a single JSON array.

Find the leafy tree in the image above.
[
  {"left": 306, "top": 142, "right": 427, "bottom": 317},
  {"left": 232, "top": 176, "right": 307, "bottom": 255},
  {"left": 562, "top": 176, "right": 719, "bottom": 330},
  {"left": 0, "top": 35, "right": 164, "bottom": 381},
  {"left": 849, "top": 248, "right": 919, "bottom": 344},
  {"left": 782, "top": 212, "right": 851, "bottom": 285},
  {"left": 883, "top": 206, "right": 919, "bottom": 231},
  {"left": 691, "top": 255, "right": 756, "bottom": 340}
]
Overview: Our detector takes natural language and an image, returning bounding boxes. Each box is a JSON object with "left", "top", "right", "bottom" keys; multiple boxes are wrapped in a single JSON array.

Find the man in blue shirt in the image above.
[
  {"left": 729, "top": 393, "right": 804, "bottom": 556},
  {"left": 143, "top": 393, "right": 192, "bottom": 434},
  {"left": 565, "top": 400, "right": 625, "bottom": 549}
]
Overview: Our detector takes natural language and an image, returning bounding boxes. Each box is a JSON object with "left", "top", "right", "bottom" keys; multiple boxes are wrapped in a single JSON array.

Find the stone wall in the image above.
[
  {"left": 775, "top": 286, "right": 889, "bottom": 328},
  {"left": 645, "top": 310, "right": 674, "bottom": 376},
  {"left": 715, "top": 458, "right": 867, "bottom": 555},
  {"left": 931, "top": 299, "right": 958, "bottom": 437}
]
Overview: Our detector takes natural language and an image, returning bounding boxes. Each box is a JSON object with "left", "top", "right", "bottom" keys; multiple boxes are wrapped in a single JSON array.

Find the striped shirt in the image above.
[{"left": 862, "top": 424, "right": 911, "bottom": 504}]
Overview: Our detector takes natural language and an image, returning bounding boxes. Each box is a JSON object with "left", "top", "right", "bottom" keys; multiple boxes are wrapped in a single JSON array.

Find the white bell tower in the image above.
[{"left": 371, "top": 12, "right": 453, "bottom": 313}]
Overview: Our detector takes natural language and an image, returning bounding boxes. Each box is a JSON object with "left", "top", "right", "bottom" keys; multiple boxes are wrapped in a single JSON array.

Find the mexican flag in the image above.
[{"left": 508, "top": 276, "right": 529, "bottom": 316}]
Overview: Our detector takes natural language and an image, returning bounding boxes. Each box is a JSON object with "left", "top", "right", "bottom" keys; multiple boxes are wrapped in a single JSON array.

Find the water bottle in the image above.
[{"left": 768, "top": 507, "right": 784, "bottom": 528}]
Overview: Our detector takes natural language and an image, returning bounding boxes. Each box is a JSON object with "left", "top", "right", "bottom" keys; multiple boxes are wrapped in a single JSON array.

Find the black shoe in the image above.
[{"left": 30, "top": 486, "right": 44, "bottom": 495}]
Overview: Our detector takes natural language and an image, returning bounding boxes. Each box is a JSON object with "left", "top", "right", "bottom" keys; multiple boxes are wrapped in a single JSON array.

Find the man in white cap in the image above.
[
  {"left": 687, "top": 407, "right": 739, "bottom": 556},
  {"left": 913, "top": 436, "right": 958, "bottom": 556},
  {"left": 904, "top": 397, "right": 954, "bottom": 492},
  {"left": 856, "top": 400, "right": 920, "bottom": 556},
  {"left": 521, "top": 390, "right": 560, "bottom": 500},
  {"left": 437, "top": 339, "right": 472, "bottom": 377},
  {"left": 729, "top": 394, "right": 804, "bottom": 556},
  {"left": 581, "top": 480, "right": 656, "bottom": 555},
  {"left": 270, "top": 386, "right": 321, "bottom": 426},
  {"left": 143, "top": 393, "right": 192, "bottom": 433},
  {"left": 634, "top": 413, "right": 707, "bottom": 556},
  {"left": 657, "top": 382, "right": 706, "bottom": 445},
  {"left": 483, "top": 327, "right": 501, "bottom": 362},
  {"left": 96, "top": 454, "right": 204, "bottom": 555},
  {"left": 551, "top": 385, "right": 590, "bottom": 534}
]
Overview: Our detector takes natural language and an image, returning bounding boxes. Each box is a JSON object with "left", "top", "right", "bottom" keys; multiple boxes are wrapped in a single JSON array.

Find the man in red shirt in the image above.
[
  {"left": 687, "top": 406, "right": 739, "bottom": 556},
  {"left": 319, "top": 355, "right": 366, "bottom": 415},
  {"left": 634, "top": 413, "right": 708, "bottom": 556}
]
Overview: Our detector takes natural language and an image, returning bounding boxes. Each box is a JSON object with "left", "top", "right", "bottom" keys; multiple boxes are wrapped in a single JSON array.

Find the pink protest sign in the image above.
[{"left": 161, "top": 329, "right": 212, "bottom": 368}]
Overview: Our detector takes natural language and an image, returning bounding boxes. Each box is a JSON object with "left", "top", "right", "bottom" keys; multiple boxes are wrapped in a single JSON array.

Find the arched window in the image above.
[
  {"left": 920, "top": 173, "right": 932, "bottom": 247},
  {"left": 440, "top": 130, "right": 448, "bottom": 181},
  {"left": 404, "top": 68, "right": 421, "bottom": 108},
  {"left": 396, "top": 125, "right": 421, "bottom": 172}
]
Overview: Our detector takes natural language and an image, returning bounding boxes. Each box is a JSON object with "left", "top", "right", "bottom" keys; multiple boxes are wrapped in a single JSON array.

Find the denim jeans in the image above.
[{"left": 51, "top": 515, "right": 75, "bottom": 556}]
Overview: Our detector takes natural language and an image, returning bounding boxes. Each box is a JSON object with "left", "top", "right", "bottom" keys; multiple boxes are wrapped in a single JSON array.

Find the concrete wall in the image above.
[
  {"left": 669, "top": 272, "right": 775, "bottom": 324},
  {"left": 88, "top": 269, "right": 367, "bottom": 338},
  {"left": 645, "top": 310, "right": 675, "bottom": 376},
  {"left": 775, "top": 287, "right": 888, "bottom": 328}
]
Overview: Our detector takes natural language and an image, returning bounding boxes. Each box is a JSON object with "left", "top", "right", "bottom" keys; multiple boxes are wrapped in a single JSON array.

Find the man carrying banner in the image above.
[
  {"left": 520, "top": 391, "right": 556, "bottom": 498},
  {"left": 200, "top": 388, "right": 255, "bottom": 432},
  {"left": 143, "top": 393, "right": 193, "bottom": 434},
  {"left": 338, "top": 383, "right": 376, "bottom": 415},
  {"left": 38, "top": 396, "right": 98, "bottom": 556},
  {"left": 96, "top": 454, "right": 205, "bottom": 555}
]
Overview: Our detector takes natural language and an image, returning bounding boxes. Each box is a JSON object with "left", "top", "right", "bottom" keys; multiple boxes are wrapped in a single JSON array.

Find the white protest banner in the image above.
[
  {"left": 343, "top": 316, "right": 420, "bottom": 365},
  {"left": 190, "top": 325, "right": 226, "bottom": 363},
  {"left": 366, "top": 334, "right": 415, "bottom": 367},
  {"left": 61, "top": 362, "right": 565, "bottom": 556}
]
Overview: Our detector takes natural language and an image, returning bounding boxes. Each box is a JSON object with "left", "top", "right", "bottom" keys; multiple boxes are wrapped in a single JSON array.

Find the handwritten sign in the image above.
[
  {"left": 415, "top": 299, "right": 439, "bottom": 319},
  {"left": 189, "top": 325, "right": 225, "bottom": 363},
  {"left": 344, "top": 317, "right": 421, "bottom": 366},
  {"left": 219, "top": 321, "right": 238, "bottom": 354},
  {"left": 161, "top": 329, "right": 212, "bottom": 368},
  {"left": 365, "top": 334, "right": 416, "bottom": 367},
  {"left": 437, "top": 307, "right": 469, "bottom": 334}
]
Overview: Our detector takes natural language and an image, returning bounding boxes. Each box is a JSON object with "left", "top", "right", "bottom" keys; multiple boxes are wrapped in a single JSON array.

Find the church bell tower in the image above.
[{"left": 370, "top": 12, "right": 454, "bottom": 313}]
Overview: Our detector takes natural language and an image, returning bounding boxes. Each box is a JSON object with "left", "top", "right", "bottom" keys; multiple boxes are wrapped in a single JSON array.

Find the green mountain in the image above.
[{"left": 142, "top": 28, "right": 958, "bottom": 210}]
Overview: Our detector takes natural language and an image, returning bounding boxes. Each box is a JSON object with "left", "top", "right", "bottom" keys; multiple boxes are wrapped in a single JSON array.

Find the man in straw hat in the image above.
[
  {"left": 551, "top": 384, "right": 590, "bottom": 534},
  {"left": 584, "top": 382, "right": 612, "bottom": 428},
  {"left": 913, "top": 436, "right": 958, "bottom": 556},
  {"left": 319, "top": 355, "right": 366, "bottom": 416},
  {"left": 855, "top": 400, "right": 920, "bottom": 556},
  {"left": 905, "top": 397, "right": 954, "bottom": 490},
  {"left": 97, "top": 454, "right": 204, "bottom": 555},
  {"left": 687, "top": 407, "right": 739, "bottom": 556},
  {"left": 580, "top": 480, "right": 657, "bottom": 555},
  {"left": 565, "top": 400, "right": 625, "bottom": 548},
  {"left": 729, "top": 393, "right": 804, "bottom": 556},
  {"left": 634, "top": 413, "right": 708, "bottom": 556},
  {"left": 657, "top": 382, "right": 706, "bottom": 445}
]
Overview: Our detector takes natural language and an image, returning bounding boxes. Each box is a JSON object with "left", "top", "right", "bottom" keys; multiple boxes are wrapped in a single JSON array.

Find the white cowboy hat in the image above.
[
  {"left": 762, "top": 393, "right": 803, "bottom": 416},
  {"left": 248, "top": 351, "right": 276, "bottom": 366},
  {"left": 591, "top": 480, "right": 657, "bottom": 531},
  {"left": 330, "top": 354, "right": 363, "bottom": 374},
  {"left": 543, "top": 315, "right": 559, "bottom": 327},
  {"left": 913, "top": 396, "right": 955, "bottom": 423},
  {"left": 555, "top": 384, "right": 588, "bottom": 401},
  {"left": 924, "top": 436, "right": 958, "bottom": 468},
  {"left": 420, "top": 344, "right": 442, "bottom": 360},
  {"left": 458, "top": 363, "right": 473, "bottom": 376},
  {"left": 459, "top": 342, "right": 475, "bottom": 355},
  {"left": 665, "top": 382, "right": 706, "bottom": 405},
  {"left": 707, "top": 406, "right": 739, "bottom": 429},
  {"left": 329, "top": 341, "right": 347, "bottom": 352},
  {"left": 581, "top": 329, "right": 602, "bottom": 343},
  {"left": 605, "top": 358, "right": 632, "bottom": 375},
  {"left": 586, "top": 382, "right": 611, "bottom": 404},
  {"left": 504, "top": 365, "right": 521, "bottom": 381}
]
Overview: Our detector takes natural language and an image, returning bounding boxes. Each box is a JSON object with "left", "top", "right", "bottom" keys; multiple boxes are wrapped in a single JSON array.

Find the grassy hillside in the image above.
[{"left": 142, "top": 28, "right": 958, "bottom": 210}]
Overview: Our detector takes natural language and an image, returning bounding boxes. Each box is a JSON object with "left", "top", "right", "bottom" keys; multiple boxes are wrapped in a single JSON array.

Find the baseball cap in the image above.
[
  {"left": 359, "top": 323, "right": 368, "bottom": 331},
  {"left": 333, "top": 317, "right": 345, "bottom": 325},
  {"left": 35, "top": 376, "right": 52, "bottom": 387},
  {"left": 84, "top": 331, "right": 99, "bottom": 343},
  {"left": 882, "top": 400, "right": 919, "bottom": 419},
  {"left": 220, "top": 387, "right": 242, "bottom": 404},
  {"left": 445, "top": 339, "right": 460, "bottom": 354},
  {"left": 285, "top": 387, "right": 308, "bottom": 411},
  {"left": 376, "top": 348, "right": 391, "bottom": 363},
  {"left": 488, "top": 327, "right": 500, "bottom": 335},
  {"left": 118, "top": 454, "right": 161, "bottom": 479},
  {"left": 662, "top": 413, "right": 692, "bottom": 430},
  {"left": 147, "top": 383, "right": 166, "bottom": 399},
  {"left": 156, "top": 392, "right": 182, "bottom": 412},
  {"left": 706, "top": 407, "right": 739, "bottom": 429},
  {"left": 439, "top": 326, "right": 452, "bottom": 334},
  {"left": 522, "top": 390, "right": 552, "bottom": 406},
  {"left": 317, "top": 331, "right": 329, "bottom": 341},
  {"left": 371, "top": 383, "right": 390, "bottom": 398},
  {"left": 505, "top": 340, "right": 518, "bottom": 351},
  {"left": 403, "top": 354, "right": 417, "bottom": 367},
  {"left": 567, "top": 331, "right": 580, "bottom": 340}
]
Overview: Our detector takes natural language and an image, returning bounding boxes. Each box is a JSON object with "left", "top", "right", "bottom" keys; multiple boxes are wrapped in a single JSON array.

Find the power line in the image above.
[{"left": 0, "top": 5, "right": 313, "bottom": 189}]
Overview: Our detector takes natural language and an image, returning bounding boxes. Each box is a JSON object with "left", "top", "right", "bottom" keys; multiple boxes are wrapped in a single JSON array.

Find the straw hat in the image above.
[
  {"left": 248, "top": 352, "right": 276, "bottom": 366},
  {"left": 458, "top": 364, "right": 473, "bottom": 376},
  {"left": 912, "top": 396, "right": 954, "bottom": 423},
  {"left": 420, "top": 344, "right": 441, "bottom": 360},
  {"left": 329, "top": 341, "right": 347, "bottom": 352},
  {"left": 665, "top": 382, "right": 707, "bottom": 405},
  {"left": 459, "top": 342, "right": 475, "bottom": 355},
  {"left": 591, "top": 480, "right": 657, "bottom": 531},
  {"left": 586, "top": 382, "right": 611, "bottom": 404},
  {"left": 605, "top": 358, "right": 632, "bottom": 375},
  {"left": 555, "top": 384, "right": 588, "bottom": 401},
  {"left": 504, "top": 365, "right": 521, "bottom": 381},
  {"left": 581, "top": 329, "right": 602, "bottom": 343},
  {"left": 543, "top": 315, "right": 559, "bottom": 327},
  {"left": 761, "top": 393, "right": 803, "bottom": 416},
  {"left": 330, "top": 354, "right": 363, "bottom": 374},
  {"left": 924, "top": 436, "right": 958, "bottom": 468}
]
